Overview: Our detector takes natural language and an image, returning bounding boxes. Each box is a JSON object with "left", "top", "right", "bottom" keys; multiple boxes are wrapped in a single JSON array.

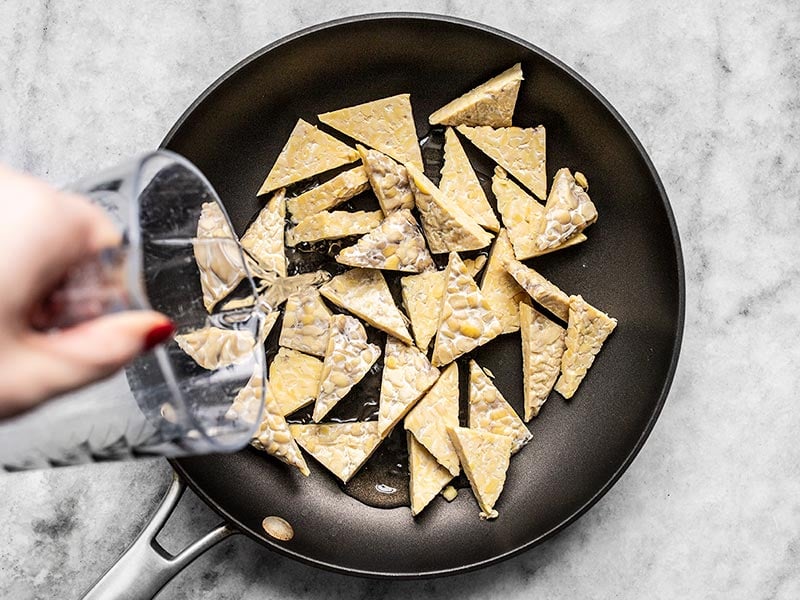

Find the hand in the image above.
[{"left": 0, "top": 165, "right": 174, "bottom": 417}]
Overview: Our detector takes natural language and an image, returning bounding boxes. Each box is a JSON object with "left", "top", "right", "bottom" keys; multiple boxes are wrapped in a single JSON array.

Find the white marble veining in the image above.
[{"left": 1, "top": 1, "right": 800, "bottom": 598}]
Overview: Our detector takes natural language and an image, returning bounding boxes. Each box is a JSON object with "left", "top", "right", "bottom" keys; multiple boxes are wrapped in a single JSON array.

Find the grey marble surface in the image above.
[{"left": 1, "top": 1, "right": 799, "bottom": 598}]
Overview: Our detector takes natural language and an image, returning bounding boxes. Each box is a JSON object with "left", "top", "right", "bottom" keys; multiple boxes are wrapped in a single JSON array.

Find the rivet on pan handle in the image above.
[{"left": 81, "top": 472, "right": 238, "bottom": 600}]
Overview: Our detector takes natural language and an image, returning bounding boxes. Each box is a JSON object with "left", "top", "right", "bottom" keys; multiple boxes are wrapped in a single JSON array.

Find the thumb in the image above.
[{"left": 25, "top": 310, "right": 175, "bottom": 399}]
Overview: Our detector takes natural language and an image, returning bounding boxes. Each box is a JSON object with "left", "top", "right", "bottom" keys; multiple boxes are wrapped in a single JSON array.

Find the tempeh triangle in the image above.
[
  {"left": 313, "top": 315, "right": 381, "bottom": 422},
  {"left": 175, "top": 326, "right": 256, "bottom": 371},
  {"left": 278, "top": 288, "right": 332, "bottom": 357},
  {"left": 505, "top": 258, "right": 570, "bottom": 323},
  {"left": 286, "top": 166, "right": 370, "bottom": 221},
  {"left": 286, "top": 209, "right": 382, "bottom": 246},
  {"left": 554, "top": 295, "right": 617, "bottom": 399},
  {"left": 257, "top": 119, "right": 359, "bottom": 195},
  {"left": 536, "top": 168, "right": 598, "bottom": 251},
  {"left": 457, "top": 124, "right": 546, "bottom": 200},
  {"left": 400, "top": 258, "right": 486, "bottom": 351},
  {"left": 318, "top": 94, "right": 423, "bottom": 169},
  {"left": 227, "top": 367, "right": 310, "bottom": 477},
  {"left": 319, "top": 269, "right": 413, "bottom": 345},
  {"left": 429, "top": 63, "right": 523, "bottom": 127},
  {"left": 290, "top": 422, "right": 383, "bottom": 483},
  {"left": 241, "top": 188, "right": 287, "bottom": 277},
  {"left": 378, "top": 337, "right": 440, "bottom": 436},
  {"left": 404, "top": 362, "right": 461, "bottom": 476},
  {"left": 440, "top": 127, "right": 500, "bottom": 232},
  {"left": 357, "top": 145, "right": 415, "bottom": 214},
  {"left": 492, "top": 166, "right": 587, "bottom": 260},
  {"left": 336, "top": 209, "right": 434, "bottom": 273},
  {"left": 269, "top": 347, "right": 324, "bottom": 417},
  {"left": 431, "top": 253, "right": 502, "bottom": 368},
  {"left": 448, "top": 426, "right": 512, "bottom": 520},
  {"left": 408, "top": 431, "right": 453, "bottom": 516},
  {"left": 480, "top": 229, "right": 531, "bottom": 334},
  {"left": 519, "top": 303, "right": 565, "bottom": 420},
  {"left": 194, "top": 201, "right": 247, "bottom": 312},
  {"left": 468, "top": 360, "right": 531, "bottom": 454},
  {"left": 406, "top": 162, "right": 494, "bottom": 254}
]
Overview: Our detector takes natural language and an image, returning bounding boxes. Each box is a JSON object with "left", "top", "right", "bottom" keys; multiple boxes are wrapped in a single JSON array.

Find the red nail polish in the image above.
[{"left": 144, "top": 321, "right": 175, "bottom": 351}]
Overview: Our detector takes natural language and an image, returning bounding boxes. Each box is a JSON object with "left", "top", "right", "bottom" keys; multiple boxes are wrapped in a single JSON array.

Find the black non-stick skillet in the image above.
[{"left": 83, "top": 13, "right": 684, "bottom": 599}]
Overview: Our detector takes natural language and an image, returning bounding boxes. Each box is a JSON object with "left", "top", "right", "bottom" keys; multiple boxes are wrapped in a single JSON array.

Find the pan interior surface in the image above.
[{"left": 167, "top": 14, "right": 683, "bottom": 578}]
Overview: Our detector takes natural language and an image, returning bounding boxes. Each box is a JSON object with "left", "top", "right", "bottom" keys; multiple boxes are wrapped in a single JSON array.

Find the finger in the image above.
[
  {"left": 60, "top": 191, "right": 122, "bottom": 250},
  {"left": 0, "top": 165, "right": 121, "bottom": 251},
  {"left": 16, "top": 192, "right": 124, "bottom": 326},
  {"left": 2, "top": 177, "right": 122, "bottom": 314},
  {"left": 34, "top": 191, "right": 123, "bottom": 286},
  {"left": 7, "top": 311, "right": 174, "bottom": 410}
]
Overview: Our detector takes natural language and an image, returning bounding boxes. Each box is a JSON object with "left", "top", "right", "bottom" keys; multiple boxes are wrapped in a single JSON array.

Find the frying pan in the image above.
[{"left": 83, "top": 13, "right": 684, "bottom": 599}]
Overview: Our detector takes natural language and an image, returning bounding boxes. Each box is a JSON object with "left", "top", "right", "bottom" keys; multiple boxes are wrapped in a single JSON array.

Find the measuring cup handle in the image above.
[{"left": 81, "top": 471, "right": 238, "bottom": 600}]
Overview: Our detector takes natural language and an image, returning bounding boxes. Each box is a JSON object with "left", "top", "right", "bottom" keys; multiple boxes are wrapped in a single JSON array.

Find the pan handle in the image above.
[{"left": 81, "top": 472, "right": 238, "bottom": 600}]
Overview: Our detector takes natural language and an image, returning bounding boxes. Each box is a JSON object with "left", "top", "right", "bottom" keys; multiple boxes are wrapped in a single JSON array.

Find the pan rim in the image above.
[{"left": 166, "top": 11, "right": 686, "bottom": 579}]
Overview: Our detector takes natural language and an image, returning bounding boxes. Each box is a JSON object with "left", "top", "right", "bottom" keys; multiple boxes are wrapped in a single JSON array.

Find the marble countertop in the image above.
[{"left": 2, "top": 1, "right": 799, "bottom": 598}]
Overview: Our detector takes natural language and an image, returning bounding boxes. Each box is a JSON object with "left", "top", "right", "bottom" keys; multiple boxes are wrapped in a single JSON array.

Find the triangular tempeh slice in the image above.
[
  {"left": 492, "top": 166, "right": 587, "bottom": 259},
  {"left": 357, "top": 145, "right": 415, "bottom": 214},
  {"left": 505, "top": 258, "right": 570, "bottom": 323},
  {"left": 257, "top": 119, "right": 359, "bottom": 195},
  {"left": 175, "top": 326, "right": 256, "bottom": 370},
  {"left": 336, "top": 209, "right": 434, "bottom": 273},
  {"left": 241, "top": 189, "right": 287, "bottom": 277},
  {"left": 269, "top": 347, "right": 324, "bottom": 416},
  {"left": 468, "top": 360, "right": 531, "bottom": 454},
  {"left": 378, "top": 337, "right": 440, "bottom": 436},
  {"left": 536, "top": 168, "right": 598, "bottom": 251},
  {"left": 400, "top": 258, "right": 486, "bottom": 351},
  {"left": 285, "top": 209, "right": 383, "bottom": 246},
  {"left": 492, "top": 165, "right": 541, "bottom": 259},
  {"left": 319, "top": 269, "right": 413, "bottom": 345},
  {"left": 226, "top": 367, "right": 310, "bottom": 477},
  {"left": 554, "top": 295, "right": 617, "bottom": 399},
  {"left": 519, "top": 303, "right": 566, "bottom": 420},
  {"left": 194, "top": 201, "right": 247, "bottom": 312},
  {"left": 431, "top": 253, "right": 502, "bottom": 368},
  {"left": 224, "top": 365, "right": 264, "bottom": 423},
  {"left": 318, "top": 94, "right": 423, "bottom": 169},
  {"left": 429, "top": 63, "right": 523, "bottom": 127},
  {"left": 457, "top": 124, "right": 546, "bottom": 200},
  {"left": 278, "top": 288, "right": 332, "bottom": 357},
  {"left": 404, "top": 362, "right": 460, "bottom": 476},
  {"left": 408, "top": 431, "right": 453, "bottom": 516},
  {"left": 313, "top": 315, "right": 381, "bottom": 422},
  {"left": 289, "top": 421, "right": 383, "bottom": 483},
  {"left": 440, "top": 128, "right": 500, "bottom": 232},
  {"left": 480, "top": 229, "right": 531, "bottom": 334},
  {"left": 448, "top": 426, "right": 512, "bottom": 520},
  {"left": 254, "top": 394, "right": 311, "bottom": 477},
  {"left": 286, "top": 166, "right": 371, "bottom": 222},
  {"left": 406, "top": 163, "right": 494, "bottom": 254}
]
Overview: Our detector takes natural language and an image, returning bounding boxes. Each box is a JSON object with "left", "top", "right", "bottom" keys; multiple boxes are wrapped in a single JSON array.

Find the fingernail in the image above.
[{"left": 144, "top": 321, "right": 175, "bottom": 351}]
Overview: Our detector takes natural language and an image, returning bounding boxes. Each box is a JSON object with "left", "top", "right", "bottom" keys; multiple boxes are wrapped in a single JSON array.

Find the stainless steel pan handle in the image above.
[{"left": 81, "top": 472, "right": 238, "bottom": 600}]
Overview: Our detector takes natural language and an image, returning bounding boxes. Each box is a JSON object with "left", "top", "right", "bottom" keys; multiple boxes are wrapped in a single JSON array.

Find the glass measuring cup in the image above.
[{"left": 0, "top": 151, "right": 266, "bottom": 470}]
